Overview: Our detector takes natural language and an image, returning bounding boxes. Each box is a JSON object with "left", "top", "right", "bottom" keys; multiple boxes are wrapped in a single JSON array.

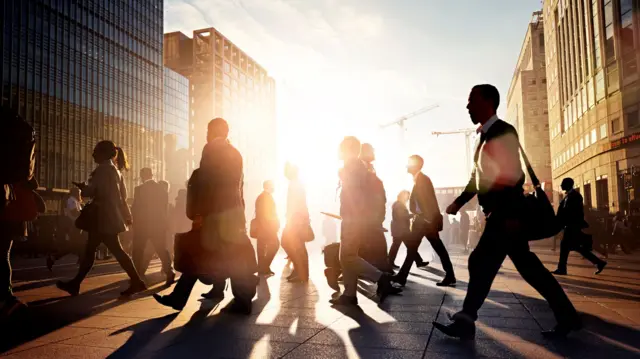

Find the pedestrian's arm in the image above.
[{"left": 454, "top": 171, "right": 478, "bottom": 208}]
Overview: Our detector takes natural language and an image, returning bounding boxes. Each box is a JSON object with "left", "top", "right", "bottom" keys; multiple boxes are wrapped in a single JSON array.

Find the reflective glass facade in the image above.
[
  {"left": 1, "top": 0, "right": 164, "bottom": 193},
  {"left": 163, "top": 67, "right": 189, "bottom": 150}
]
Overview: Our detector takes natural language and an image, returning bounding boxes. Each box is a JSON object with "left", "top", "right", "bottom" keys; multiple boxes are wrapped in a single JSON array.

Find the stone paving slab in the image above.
[{"left": 2, "top": 247, "right": 640, "bottom": 358}]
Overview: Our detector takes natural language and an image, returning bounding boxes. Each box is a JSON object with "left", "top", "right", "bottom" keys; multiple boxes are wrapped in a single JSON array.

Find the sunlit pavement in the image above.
[{"left": 2, "top": 243, "right": 640, "bottom": 359}]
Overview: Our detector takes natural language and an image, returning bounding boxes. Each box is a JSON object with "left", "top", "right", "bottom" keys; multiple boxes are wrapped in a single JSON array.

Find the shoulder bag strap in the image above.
[{"left": 517, "top": 142, "right": 541, "bottom": 188}]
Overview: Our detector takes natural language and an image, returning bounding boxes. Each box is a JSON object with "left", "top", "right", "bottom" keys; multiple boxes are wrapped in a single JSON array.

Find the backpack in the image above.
[{"left": 1, "top": 108, "right": 36, "bottom": 209}]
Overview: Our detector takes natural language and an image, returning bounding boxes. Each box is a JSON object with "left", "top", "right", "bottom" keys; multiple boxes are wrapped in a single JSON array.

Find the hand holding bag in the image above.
[{"left": 75, "top": 200, "right": 99, "bottom": 232}]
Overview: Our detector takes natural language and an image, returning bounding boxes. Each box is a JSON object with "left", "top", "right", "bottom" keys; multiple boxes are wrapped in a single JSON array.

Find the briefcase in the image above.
[{"left": 174, "top": 228, "right": 224, "bottom": 277}]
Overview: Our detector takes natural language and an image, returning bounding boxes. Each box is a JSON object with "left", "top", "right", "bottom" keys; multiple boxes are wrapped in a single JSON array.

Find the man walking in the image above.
[
  {"left": 131, "top": 167, "right": 175, "bottom": 285},
  {"left": 433, "top": 84, "right": 580, "bottom": 340},
  {"left": 254, "top": 180, "right": 280, "bottom": 276},
  {"left": 552, "top": 177, "right": 606, "bottom": 276},
  {"left": 393, "top": 155, "right": 454, "bottom": 287}
]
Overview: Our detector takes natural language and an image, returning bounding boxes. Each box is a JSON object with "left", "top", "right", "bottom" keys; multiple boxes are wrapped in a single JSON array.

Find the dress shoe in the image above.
[
  {"left": 377, "top": 274, "right": 403, "bottom": 303},
  {"left": 551, "top": 269, "right": 567, "bottom": 275},
  {"left": 417, "top": 261, "right": 430, "bottom": 268},
  {"left": 436, "top": 276, "right": 457, "bottom": 287},
  {"left": 390, "top": 275, "right": 407, "bottom": 287},
  {"left": 595, "top": 262, "right": 607, "bottom": 275},
  {"left": 221, "top": 299, "right": 252, "bottom": 315},
  {"left": 153, "top": 293, "right": 185, "bottom": 311},
  {"left": 56, "top": 280, "right": 80, "bottom": 296},
  {"left": 329, "top": 295, "right": 358, "bottom": 306},
  {"left": 0, "top": 296, "right": 27, "bottom": 319},
  {"left": 433, "top": 319, "right": 476, "bottom": 340},
  {"left": 541, "top": 318, "right": 582, "bottom": 339},
  {"left": 324, "top": 268, "right": 340, "bottom": 292},
  {"left": 121, "top": 281, "right": 147, "bottom": 296},
  {"left": 165, "top": 271, "right": 176, "bottom": 286},
  {"left": 392, "top": 264, "right": 400, "bottom": 269}
]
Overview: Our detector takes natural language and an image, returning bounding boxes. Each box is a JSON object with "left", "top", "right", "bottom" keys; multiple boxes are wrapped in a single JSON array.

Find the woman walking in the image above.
[{"left": 56, "top": 141, "right": 146, "bottom": 296}]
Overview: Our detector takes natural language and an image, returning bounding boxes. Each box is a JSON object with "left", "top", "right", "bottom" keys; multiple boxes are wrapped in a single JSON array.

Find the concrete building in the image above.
[
  {"left": 164, "top": 28, "right": 277, "bottom": 216},
  {"left": 543, "top": 0, "right": 640, "bottom": 215},
  {"left": 163, "top": 67, "right": 190, "bottom": 200},
  {"left": 1, "top": 0, "right": 165, "bottom": 193},
  {"left": 507, "top": 11, "right": 553, "bottom": 198}
]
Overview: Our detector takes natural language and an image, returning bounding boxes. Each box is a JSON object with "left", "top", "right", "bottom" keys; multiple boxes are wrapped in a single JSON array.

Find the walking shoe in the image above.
[
  {"left": 551, "top": 269, "right": 567, "bottom": 275},
  {"left": 390, "top": 275, "right": 407, "bottom": 287},
  {"left": 153, "top": 294, "right": 185, "bottom": 311},
  {"left": 121, "top": 281, "right": 147, "bottom": 296},
  {"left": 376, "top": 274, "right": 403, "bottom": 303},
  {"left": 541, "top": 317, "right": 582, "bottom": 339},
  {"left": 286, "top": 270, "right": 298, "bottom": 280},
  {"left": 595, "top": 262, "right": 607, "bottom": 275},
  {"left": 221, "top": 299, "right": 252, "bottom": 315},
  {"left": 417, "top": 261, "right": 430, "bottom": 268},
  {"left": 329, "top": 295, "right": 358, "bottom": 306},
  {"left": 392, "top": 264, "right": 400, "bottom": 269},
  {"left": 324, "top": 267, "right": 340, "bottom": 292},
  {"left": 436, "top": 276, "right": 457, "bottom": 287},
  {"left": 56, "top": 280, "right": 80, "bottom": 296},
  {"left": 433, "top": 318, "right": 476, "bottom": 340},
  {"left": 165, "top": 271, "right": 176, "bottom": 286}
]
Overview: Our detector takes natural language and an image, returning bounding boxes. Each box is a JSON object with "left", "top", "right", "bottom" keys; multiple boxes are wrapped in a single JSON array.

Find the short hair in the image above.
[
  {"left": 208, "top": 118, "right": 229, "bottom": 138},
  {"left": 472, "top": 84, "right": 500, "bottom": 111},
  {"left": 561, "top": 177, "right": 574, "bottom": 188},
  {"left": 397, "top": 190, "right": 410, "bottom": 201},
  {"left": 408, "top": 154, "right": 424, "bottom": 169},
  {"left": 263, "top": 180, "right": 274, "bottom": 189},
  {"left": 140, "top": 167, "right": 153, "bottom": 179},
  {"left": 158, "top": 180, "right": 170, "bottom": 192},
  {"left": 340, "top": 136, "right": 361, "bottom": 157}
]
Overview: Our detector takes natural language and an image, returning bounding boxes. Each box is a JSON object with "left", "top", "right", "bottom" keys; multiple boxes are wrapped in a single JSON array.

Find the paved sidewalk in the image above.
[{"left": 2, "top": 245, "right": 639, "bottom": 358}]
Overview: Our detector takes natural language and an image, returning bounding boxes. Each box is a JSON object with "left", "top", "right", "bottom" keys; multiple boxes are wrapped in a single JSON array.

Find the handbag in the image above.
[
  {"left": 518, "top": 143, "right": 561, "bottom": 241},
  {"left": 0, "top": 182, "right": 40, "bottom": 222},
  {"left": 75, "top": 201, "right": 99, "bottom": 232},
  {"left": 249, "top": 218, "right": 259, "bottom": 239},
  {"left": 302, "top": 224, "right": 315, "bottom": 242},
  {"left": 173, "top": 227, "right": 225, "bottom": 277}
]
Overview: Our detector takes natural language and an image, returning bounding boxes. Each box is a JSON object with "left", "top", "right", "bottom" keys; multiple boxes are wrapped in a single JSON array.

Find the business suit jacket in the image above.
[
  {"left": 132, "top": 180, "right": 168, "bottom": 235},
  {"left": 557, "top": 190, "right": 588, "bottom": 230},
  {"left": 410, "top": 172, "right": 442, "bottom": 233},
  {"left": 82, "top": 160, "right": 132, "bottom": 235},
  {"left": 454, "top": 119, "right": 525, "bottom": 216},
  {"left": 255, "top": 191, "right": 279, "bottom": 234},
  {"left": 391, "top": 200, "right": 411, "bottom": 238}
]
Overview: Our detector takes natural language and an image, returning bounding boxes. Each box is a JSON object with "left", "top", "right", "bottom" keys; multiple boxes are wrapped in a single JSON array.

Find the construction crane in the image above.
[
  {"left": 379, "top": 104, "right": 440, "bottom": 134},
  {"left": 432, "top": 128, "right": 478, "bottom": 177}
]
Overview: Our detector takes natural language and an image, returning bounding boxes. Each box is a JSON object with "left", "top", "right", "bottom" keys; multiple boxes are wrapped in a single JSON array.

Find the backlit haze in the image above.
[{"left": 165, "top": 0, "right": 543, "bottom": 218}]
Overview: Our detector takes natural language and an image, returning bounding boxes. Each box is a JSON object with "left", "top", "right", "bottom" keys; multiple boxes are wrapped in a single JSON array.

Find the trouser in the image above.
[
  {"left": 396, "top": 227, "right": 455, "bottom": 282},
  {"left": 340, "top": 222, "right": 382, "bottom": 297},
  {"left": 72, "top": 232, "right": 144, "bottom": 285},
  {"left": 282, "top": 226, "right": 309, "bottom": 280},
  {"left": 169, "top": 241, "right": 258, "bottom": 307},
  {"left": 557, "top": 229, "right": 604, "bottom": 272},
  {"left": 388, "top": 235, "right": 423, "bottom": 266},
  {"left": 132, "top": 231, "right": 173, "bottom": 276},
  {"left": 256, "top": 232, "right": 279, "bottom": 272},
  {"left": 461, "top": 217, "right": 578, "bottom": 325}
]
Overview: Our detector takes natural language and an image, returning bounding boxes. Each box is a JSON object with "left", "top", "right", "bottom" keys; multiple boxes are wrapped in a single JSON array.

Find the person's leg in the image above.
[
  {"left": 150, "top": 234, "right": 174, "bottom": 275},
  {"left": 555, "top": 233, "right": 571, "bottom": 273},
  {"left": 70, "top": 231, "right": 103, "bottom": 284},
  {"left": 460, "top": 222, "right": 507, "bottom": 321},
  {"left": 256, "top": 235, "right": 266, "bottom": 272},
  {"left": 508, "top": 240, "right": 579, "bottom": 328},
  {"left": 388, "top": 236, "right": 402, "bottom": 265},
  {"left": 264, "top": 233, "right": 279, "bottom": 272},
  {"left": 395, "top": 236, "right": 421, "bottom": 283},
  {"left": 156, "top": 274, "right": 198, "bottom": 309},
  {"left": 0, "top": 237, "right": 14, "bottom": 301},
  {"left": 102, "top": 234, "right": 145, "bottom": 284},
  {"left": 340, "top": 223, "right": 383, "bottom": 297},
  {"left": 427, "top": 234, "right": 455, "bottom": 279},
  {"left": 132, "top": 234, "right": 147, "bottom": 276}
]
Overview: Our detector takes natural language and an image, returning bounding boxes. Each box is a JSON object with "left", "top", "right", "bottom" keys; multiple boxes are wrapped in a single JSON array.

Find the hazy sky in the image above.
[{"left": 164, "top": 0, "right": 543, "bottom": 190}]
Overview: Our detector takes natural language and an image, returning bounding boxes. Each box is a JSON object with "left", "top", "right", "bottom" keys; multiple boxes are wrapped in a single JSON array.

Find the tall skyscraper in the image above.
[
  {"left": 163, "top": 67, "right": 189, "bottom": 200},
  {"left": 543, "top": 0, "right": 640, "bottom": 214},
  {"left": 507, "top": 12, "right": 553, "bottom": 197},
  {"left": 1, "top": 0, "right": 165, "bottom": 193},
  {"left": 164, "top": 28, "right": 277, "bottom": 216}
]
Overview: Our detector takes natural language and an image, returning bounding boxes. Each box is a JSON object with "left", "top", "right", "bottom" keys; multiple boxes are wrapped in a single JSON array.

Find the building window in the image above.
[
  {"left": 603, "top": 0, "right": 615, "bottom": 62},
  {"left": 626, "top": 107, "right": 639, "bottom": 128},
  {"left": 620, "top": 0, "right": 635, "bottom": 55},
  {"left": 592, "top": 127, "right": 598, "bottom": 143},
  {"left": 595, "top": 177, "right": 609, "bottom": 210},
  {"left": 592, "top": 0, "right": 602, "bottom": 68},
  {"left": 595, "top": 70, "right": 605, "bottom": 100},
  {"left": 599, "top": 123, "right": 607, "bottom": 139},
  {"left": 611, "top": 117, "right": 622, "bottom": 133},
  {"left": 580, "top": 138, "right": 584, "bottom": 152},
  {"left": 585, "top": 133, "right": 591, "bottom": 147}
]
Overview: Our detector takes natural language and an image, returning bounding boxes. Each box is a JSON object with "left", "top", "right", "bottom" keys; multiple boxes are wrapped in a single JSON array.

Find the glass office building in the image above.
[
  {"left": 1, "top": 0, "right": 164, "bottom": 192},
  {"left": 163, "top": 66, "right": 190, "bottom": 199}
]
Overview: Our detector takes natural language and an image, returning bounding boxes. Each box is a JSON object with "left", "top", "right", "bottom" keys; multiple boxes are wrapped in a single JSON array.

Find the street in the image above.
[{"left": 2, "top": 246, "right": 640, "bottom": 359}]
